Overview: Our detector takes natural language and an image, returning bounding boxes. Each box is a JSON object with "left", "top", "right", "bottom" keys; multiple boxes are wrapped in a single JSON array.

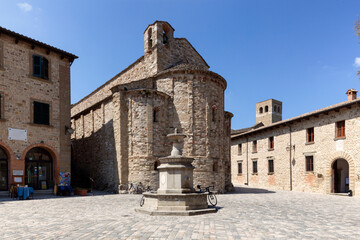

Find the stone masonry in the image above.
[
  {"left": 71, "top": 21, "right": 232, "bottom": 193},
  {"left": 231, "top": 90, "right": 360, "bottom": 196},
  {"left": 0, "top": 26, "right": 77, "bottom": 189}
]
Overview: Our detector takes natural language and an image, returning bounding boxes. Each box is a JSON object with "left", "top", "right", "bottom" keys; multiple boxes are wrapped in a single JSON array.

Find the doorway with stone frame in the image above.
[{"left": 331, "top": 158, "right": 349, "bottom": 193}]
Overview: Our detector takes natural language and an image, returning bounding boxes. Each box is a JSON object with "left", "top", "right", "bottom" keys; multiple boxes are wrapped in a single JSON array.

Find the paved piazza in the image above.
[{"left": 1, "top": 187, "right": 360, "bottom": 239}]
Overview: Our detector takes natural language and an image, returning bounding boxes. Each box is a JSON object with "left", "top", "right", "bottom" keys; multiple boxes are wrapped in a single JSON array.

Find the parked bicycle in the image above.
[
  {"left": 196, "top": 185, "right": 217, "bottom": 206},
  {"left": 128, "top": 182, "right": 144, "bottom": 194},
  {"left": 139, "top": 185, "right": 153, "bottom": 207}
]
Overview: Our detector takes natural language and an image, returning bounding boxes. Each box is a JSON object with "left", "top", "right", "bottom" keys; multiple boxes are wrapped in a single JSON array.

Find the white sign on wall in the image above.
[
  {"left": 13, "top": 170, "right": 24, "bottom": 176},
  {"left": 14, "top": 177, "right": 23, "bottom": 183},
  {"left": 8, "top": 128, "right": 27, "bottom": 141}
]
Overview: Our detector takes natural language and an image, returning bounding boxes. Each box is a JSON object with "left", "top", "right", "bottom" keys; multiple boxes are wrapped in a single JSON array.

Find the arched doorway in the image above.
[
  {"left": 0, "top": 147, "right": 8, "bottom": 191},
  {"left": 331, "top": 158, "right": 349, "bottom": 193},
  {"left": 25, "top": 147, "right": 53, "bottom": 190}
]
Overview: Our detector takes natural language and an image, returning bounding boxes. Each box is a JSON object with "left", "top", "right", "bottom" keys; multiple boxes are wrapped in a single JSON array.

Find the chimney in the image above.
[{"left": 346, "top": 89, "right": 358, "bottom": 101}]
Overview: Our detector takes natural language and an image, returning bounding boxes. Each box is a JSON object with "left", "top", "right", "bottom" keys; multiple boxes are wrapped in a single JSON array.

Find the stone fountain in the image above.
[{"left": 135, "top": 129, "right": 217, "bottom": 216}]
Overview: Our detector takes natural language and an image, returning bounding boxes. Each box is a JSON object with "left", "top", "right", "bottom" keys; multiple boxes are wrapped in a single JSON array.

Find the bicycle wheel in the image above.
[
  {"left": 140, "top": 195, "right": 145, "bottom": 207},
  {"left": 208, "top": 193, "right": 217, "bottom": 206}
]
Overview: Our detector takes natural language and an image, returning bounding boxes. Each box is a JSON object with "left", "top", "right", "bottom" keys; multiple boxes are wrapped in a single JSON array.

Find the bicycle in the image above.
[
  {"left": 139, "top": 185, "right": 152, "bottom": 207},
  {"left": 196, "top": 185, "right": 217, "bottom": 206}
]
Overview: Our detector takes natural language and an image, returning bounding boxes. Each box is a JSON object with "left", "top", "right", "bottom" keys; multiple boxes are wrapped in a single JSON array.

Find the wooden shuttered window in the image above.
[
  {"left": 252, "top": 161, "right": 258, "bottom": 174},
  {"left": 268, "top": 159, "right": 274, "bottom": 173},
  {"left": 268, "top": 136, "right": 274, "bottom": 149},
  {"left": 306, "top": 156, "right": 314, "bottom": 172},
  {"left": 307, "top": 127, "right": 314, "bottom": 143},
  {"left": 32, "top": 55, "right": 49, "bottom": 79},
  {"left": 238, "top": 162, "right": 242, "bottom": 174},
  {"left": 33, "top": 101, "right": 50, "bottom": 125},
  {"left": 336, "top": 121, "right": 345, "bottom": 138}
]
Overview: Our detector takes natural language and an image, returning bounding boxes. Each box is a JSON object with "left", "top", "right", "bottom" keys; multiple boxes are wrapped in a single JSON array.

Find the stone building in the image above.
[
  {"left": 0, "top": 26, "right": 77, "bottom": 190},
  {"left": 71, "top": 21, "right": 232, "bottom": 193},
  {"left": 231, "top": 89, "right": 360, "bottom": 196}
]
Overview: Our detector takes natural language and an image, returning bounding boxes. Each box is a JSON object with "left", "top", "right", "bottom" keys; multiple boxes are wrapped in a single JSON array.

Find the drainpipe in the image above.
[
  {"left": 287, "top": 124, "right": 293, "bottom": 191},
  {"left": 246, "top": 136, "right": 249, "bottom": 185}
]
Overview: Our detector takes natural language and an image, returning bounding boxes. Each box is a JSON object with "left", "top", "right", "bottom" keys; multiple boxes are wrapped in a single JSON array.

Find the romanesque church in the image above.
[{"left": 71, "top": 21, "right": 232, "bottom": 193}]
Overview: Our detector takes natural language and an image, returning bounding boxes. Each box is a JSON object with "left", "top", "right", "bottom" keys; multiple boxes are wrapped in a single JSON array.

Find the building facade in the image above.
[
  {"left": 231, "top": 90, "right": 360, "bottom": 196},
  {"left": 0, "top": 26, "right": 77, "bottom": 190},
  {"left": 71, "top": 21, "right": 232, "bottom": 193}
]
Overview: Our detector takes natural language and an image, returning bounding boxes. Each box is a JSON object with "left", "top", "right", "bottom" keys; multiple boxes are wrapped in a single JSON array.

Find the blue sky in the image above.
[{"left": 1, "top": 0, "right": 360, "bottom": 129}]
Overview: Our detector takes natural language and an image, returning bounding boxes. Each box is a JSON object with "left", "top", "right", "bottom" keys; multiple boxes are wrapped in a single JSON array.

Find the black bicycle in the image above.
[
  {"left": 197, "top": 185, "right": 217, "bottom": 206},
  {"left": 139, "top": 186, "right": 152, "bottom": 207}
]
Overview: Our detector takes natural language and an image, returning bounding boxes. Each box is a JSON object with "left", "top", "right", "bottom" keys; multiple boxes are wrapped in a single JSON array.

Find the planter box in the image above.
[{"left": 74, "top": 189, "right": 87, "bottom": 196}]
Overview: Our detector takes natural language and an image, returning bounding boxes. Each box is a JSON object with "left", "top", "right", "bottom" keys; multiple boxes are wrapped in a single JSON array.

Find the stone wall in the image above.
[
  {"left": 71, "top": 21, "right": 231, "bottom": 193},
  {"left": 231, "top": 102, "right": 360, "bottom": 196},
  {"left": 0, "top": 31, "right": 74, "bottom": 187}
]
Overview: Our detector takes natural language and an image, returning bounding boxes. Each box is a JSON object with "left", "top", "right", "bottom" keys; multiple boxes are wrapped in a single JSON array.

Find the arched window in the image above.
[
  {"left": 0, "top": 147, "right": 8, "bottom": 190},
  {"left": 274, "top": 106, "right": 277, "bottom": 112},
  {"left": 265, "top": 106, "right": 269, "bottom": 112},
  {"left": 259, "top": 107, "right": 263, "bottom": 114},
  {"left": 25, "top": 147, "right": 53, "bottom": 190},
  {"left": 153, "top": 108, "right": 159, "bottom": 122}
]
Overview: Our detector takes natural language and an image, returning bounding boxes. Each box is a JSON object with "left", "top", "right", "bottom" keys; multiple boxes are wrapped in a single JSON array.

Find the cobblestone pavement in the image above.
[{"left": 1, "top": 187, "right": 360, "bottom": 239}]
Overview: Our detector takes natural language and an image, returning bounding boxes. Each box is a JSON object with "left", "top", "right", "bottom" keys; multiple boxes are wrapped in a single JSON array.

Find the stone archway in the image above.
[
  {"left": 21, "top": 144, "right": 59, "bottom": 189},
  {"left": 0, "top": 142, "right": 15, "bottom": 190},
  {"left": 331, "top": 159, "right": 349, "bottom": 193},
  {"left": 326, "top": 151, "right": 355, "bottom": 195}
]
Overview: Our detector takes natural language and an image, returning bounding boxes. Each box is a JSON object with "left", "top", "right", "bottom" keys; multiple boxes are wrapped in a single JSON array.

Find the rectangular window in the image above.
[
  {"left": 306, "top": 156, "right": 314, "bottom": 172},
  {"left": 237, "top": 144, "right": 242, "bottom": 155},
  {"left": 307, "top": 127, "right": 314, "bottom": 143},
  {"left": 252, "top": 160, "right": 258, "bottom": 174},
  {"left": 252, "top": 140, "right": 257, "bottom": 153},
  {"left": 336, "top": 121, "right": 345, "bottom": 138},
  {"left": 33, "top": 101, "right": 50, "bottom": 125},
  {"left": 32, "top": 55, "right": 49, "bottom": 79},
  {"left": 268, "top": 159, "right": 274, "bottom": 173},
  {"left": 268, "top": 136, "right": 274, "bottom": 150},
  {"left": 237, "top": 162, "right": 242, "bottom": 174}
]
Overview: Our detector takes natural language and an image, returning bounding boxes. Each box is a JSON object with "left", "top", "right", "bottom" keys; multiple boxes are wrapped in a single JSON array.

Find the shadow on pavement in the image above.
[
  {"left": 227, "top": 186, "right": 276, "bottom": 194},
  {"left": 0, "top": 190, "right": 114, "bottom": 202}
]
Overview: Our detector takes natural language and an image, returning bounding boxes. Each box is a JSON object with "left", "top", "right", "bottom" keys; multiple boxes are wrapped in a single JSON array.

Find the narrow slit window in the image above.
[
  {"left": 237, "top": 144, "right": 242, "bottom": 156},
  {"left": 252, "top": 140, "right": 257, "bottom": 153}
]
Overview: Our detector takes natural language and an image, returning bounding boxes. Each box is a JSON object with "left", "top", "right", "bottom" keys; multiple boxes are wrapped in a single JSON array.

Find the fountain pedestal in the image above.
[{"left": 135, "top": 129, "right": 217, "bottom": 216}]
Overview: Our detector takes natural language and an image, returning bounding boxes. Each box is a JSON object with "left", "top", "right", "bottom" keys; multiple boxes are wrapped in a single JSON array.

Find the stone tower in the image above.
[{"left": 256, "top": 99, "right": 282, "bottom": 126}]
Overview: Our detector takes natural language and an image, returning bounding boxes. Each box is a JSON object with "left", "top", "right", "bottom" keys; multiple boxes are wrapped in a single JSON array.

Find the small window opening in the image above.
[
  {"left": 268, "top": 159, "right": 274, "bottom": 173},
  {"left": 274, "top": 106, "right": 277, "bottom": 112},
  {"left": 252, "top": 161, "right": 258, "bottom": 174},
  {"left": 259, "top": 107, "right": 263, "bottom": 114},
  {"left": 265, "top": 106, "right": 268, "bottom": 112},
  {"left": 268, "top": 136, "right": 274, "bottom": 150},
  {"left": 33, "top": 101, "right": 50, "bottom": 125},
  {"left": 148, "top": 28, "right": 153, "bottom": 49},
  {"left": 163, "top": 31, "right": 168, "bottom": 44},
  {"left": 237, "top": 144, "right": 242, "bottom": 156},
  {"left": 336, "top": 120, "right": 345, "bottom": 138},
  {"left": 307, "top": 127, "right": 314, "bottom": 143},
  {"left": 238, "top": 162, "right": 242, "bottom": 174},
  {"left": 212, "top": 107, "right": 216, "bottom": 122},
  {"left": 213, "top": 160, "right": 218, "bottom": 172},
  {"left": 154, "top": 160, "right": 159, "bottom": 171},
  {"left": 32, "top": 55, "right": 49, "bottom": 79},
  {"left": 252, "top": 140, "right": 257, "bottom": 153},
  {"left": 153, "top": 108, "right": 159, "bottom": 122},
  {"left": 306, "top": 156, "right": 314, "bottom": 172}
]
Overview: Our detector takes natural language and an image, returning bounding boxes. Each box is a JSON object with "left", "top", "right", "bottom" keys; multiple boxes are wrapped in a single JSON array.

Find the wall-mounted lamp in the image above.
[
  {"left": 65, "top": 126, "right": 75, "bottom": 135},
  {"left": 16, "top": 153, "right": 21, "bottom": 160}
]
